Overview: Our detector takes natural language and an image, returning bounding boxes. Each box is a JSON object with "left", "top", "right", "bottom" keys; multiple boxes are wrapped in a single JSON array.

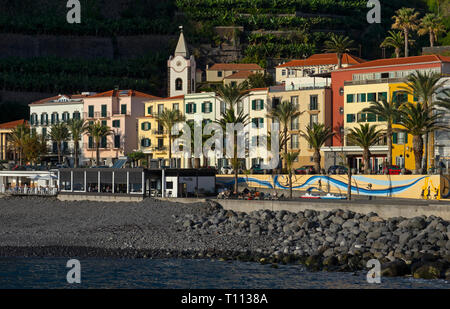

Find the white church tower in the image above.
[{"left": 168, "top": 26, "right": 196, "bottom": 97}]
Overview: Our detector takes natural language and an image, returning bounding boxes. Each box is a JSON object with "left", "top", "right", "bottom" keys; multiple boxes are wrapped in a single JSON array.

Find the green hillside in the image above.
[{"left": 0, "top": 0, "right": 447, "bottom": 123}]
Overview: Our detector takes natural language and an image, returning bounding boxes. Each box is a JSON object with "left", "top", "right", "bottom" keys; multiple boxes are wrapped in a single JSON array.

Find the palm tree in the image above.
[
  {"left": 155, "top": 108, "right": 185, "bottom": 167},
  {"left": 323, "top": 34, "right": 356, "bottom": 68},
  {"left": 436, "top": 89, "right": 450, "bottom": 110},
  {"left": 22, "top": 133, "right": 46, "bottom": 165},
  {"left": 216, "top": 83, "right": 248, "bottom": 109},
  {"left": 49, "top": 122, "right": 70, "bottom": 164},
  {"left": 9, "top": 123, "right": 30, "bottom": 165},
  {"left": 300, "top": 123, "right": 334, "bottom": 173},
  {"left": 267, "top": 100, "right": 302, "bottom": 169},
  {"left": 392, "top": 7, "right": 420, "bottom": 57},
  {"left": 128, "top": 151, "right": 146, "bottom": 167},
  {"left": 67, "top": 118, "right": 87, "bottom": 168},
  {"left": 282, "top": 151, "right": 300, "bottom": 199},
  {"left": 418, "top": 13, "right": 446, "bottom": 47},
  {"left": 399, "top": 70, "right": 445, "bottom": 169},
  {"left": 215, "top": 108, "right": 250, "bottom": 194},
  {"left": 398, "top": 102, "right": 449, "bottom": 172},
  {"left": 347, "top": 124, "right": 384, "bottom": 174},
  {"left": 362, "top": 98, "right": 402, "bottom": 166},
  {"left": 86, "top": 121, "right": 112, "bottom": 166},
  {"left": 380, "top": 31, "right": 404, "bottom": 58}
]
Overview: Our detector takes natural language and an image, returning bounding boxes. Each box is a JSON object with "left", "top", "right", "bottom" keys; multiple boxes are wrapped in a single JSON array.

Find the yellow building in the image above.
[
  {"left": 137, "top": 95, "right": 185, "bottom": 167},
  {"left": 267, "top": 86, "right": 332, "bottom": 169},
  {"left": 342, "top": 83, "right": 390, "bottom": 172},
  {"left": 389, "top": 83, "right": 419, "bottom": 170},
  {"left": 0, "top": 119, "right": 27, "bottom": 161}
]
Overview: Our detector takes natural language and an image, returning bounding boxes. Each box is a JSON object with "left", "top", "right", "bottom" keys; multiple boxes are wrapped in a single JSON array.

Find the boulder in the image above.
[
  {"left": 381, "top": 260, "right": 410, "bottom": 277},
  {"left": 413, "top": 262, "right": 447, "bottom": 279}
]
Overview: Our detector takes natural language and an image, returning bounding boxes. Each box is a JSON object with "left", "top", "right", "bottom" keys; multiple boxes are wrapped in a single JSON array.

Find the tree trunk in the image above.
[
  {"left": 423, "top": 133, "right": 428, "bottom": 172},
  {"left": 347, "top": 163, "right": 352, "bottom": 200},
  {"left": 289, "top": 171, "right": 292, "bottom": 199},
  {"left": 194, "top": 158, "right": 200, "bottom": 168},
  {"left": 395, "top": 48, "right": 400, "bottom": 58},
  {"left": 74, "top": 141, "right": 79, "bottom": 168},
  {"left": 234, "top": 167, "right": 238, "bottom": 195},
  {"left": 404, "top": 29, "right": 409, "bottom": 57},
  {"left": 363, "top": 148, "right": 371, "bottom": 174},
  {"left": 168, "top": 135, "right": 172, "bottom": 167},
  {"left": 338, "top": 53, "right": 342, "bottom": 68},
  {"left": 413, "top": 135, "right": 423, "bottom": 172},
  {"left": 57, "top": 142, "right": 61, "bottom": 164},
  {"left": 430, "top": 31, "right": 434, "bottom": 47},
  {"left": 313, "top": 148, "right": 321, "bottom": 173},
  {"left": 283, "top": 126, "right": 288, "bottom": 170},
  {"left": 387, "top": 124, "right": 393, "bottom": 166},
  {"left": 96, "top": 142, "right": 100, "bottom": 166}
]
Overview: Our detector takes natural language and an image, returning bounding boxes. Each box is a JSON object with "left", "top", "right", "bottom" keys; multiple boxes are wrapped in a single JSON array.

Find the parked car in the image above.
[
  {"left": 328, "top": 165, "right": 348, "bottom": 175},
  {"left": 251, "top": 164, "right": 264, "bottom": 174},
  {"left": 294, "top": 165, "right": 316, "bottom": 175},
  {"left": 382, "top": 165, "right": 402, "bottom": 175}
]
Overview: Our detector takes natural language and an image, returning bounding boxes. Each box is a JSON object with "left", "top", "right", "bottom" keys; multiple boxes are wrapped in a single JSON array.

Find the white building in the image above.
[
  {"left": 435, "top": 77, "right": 450, "bottom": 170},
  {"left": 237, "top": 88, "right": 270, "bottom": 169},
  {"left": 29, "top": 94, "right": 89, "bottom": 166},
  {"left": 183, "top": 92, "right": 223, "bottom": 168},
  {"left": 167, "top": 26, "right": 196, "bottom": 97}
]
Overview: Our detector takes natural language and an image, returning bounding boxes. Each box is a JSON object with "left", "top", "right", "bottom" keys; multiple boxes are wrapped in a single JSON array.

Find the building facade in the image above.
[
  {"left": 275, "top": 53, "right": 364, "bottom": 84},
  {"left": 206, "top": 63, "right": 264, "bottom": 83},
  {"left": 29, "top": 94, "right": 87, "bottom": 165},
  {"left": 0, "top": 119, "right": 27, "bottom": 162},
  {"left": 138, "top": 95, "right": 185, "bottom": 168},
  {"left": 329, "top": 55, "right": 450, "bottom": 171},
  {"left": 82, "top": 89, "right": 160, "bottom": 166}
]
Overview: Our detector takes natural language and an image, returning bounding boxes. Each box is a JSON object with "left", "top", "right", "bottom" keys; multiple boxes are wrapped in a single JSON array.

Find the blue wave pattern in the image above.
[{"left": 217, "top": 175, "right": 427, "bottom": 196}]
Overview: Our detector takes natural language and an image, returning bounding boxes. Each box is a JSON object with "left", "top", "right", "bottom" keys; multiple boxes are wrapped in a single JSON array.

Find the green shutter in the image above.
[
  {"left": 185, "top": 104, "right": 189, "bottom": 113},
  {"left": 404, "top": 132, "right": 408, "bottom": 144},
  {"left": 88, "top": 105, "right": 94, "bottom": 117},
  {"left": 259, "top": 100, "right": 264, "bottom": 109},
  {"left": 193, "top": 103, "right": 196, "bottom": 113},
  {"left": 259, "top": 118, "right": 264, "bottom": 128},
  {"left": 361, "top": 93, "right": 366, "bottom": 102},
  {"left": 201, "top": 103, "right": 205, "bottom": 113},
  {"left": 101, "top": 105, "right": 107, "bottom": 117},
  {"left": 141, "top": 122, "right": 145, "bottom": 130},
  {"left": 346, "top": 94, "right": 354, "bottom": 103},
  {"left": 209, "top": 102, "right": 213, "bottom": 112},
  {"left": 121, "top": 104, "right": 127, "bottom": 114},
  {"left": 368, "top": 93, "right": 376, "bottom": 102},
  {"left": 252, "top": 100, "right": 256, "bottom": 110},
  {"left": 393, "top": 132, "right": 398, "bottom": 144}
]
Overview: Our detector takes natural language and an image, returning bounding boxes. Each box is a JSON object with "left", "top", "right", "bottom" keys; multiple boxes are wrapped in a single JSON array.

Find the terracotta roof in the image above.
[
  {"left": 208, "top": 63, "right": 263, "bottom": 71},
  {"left": 276, "top": 53, "right": 364, "bottom": 68},
  {"left": 30, "top": 94, "right": 87, "bottom": 105},
  {"left": 224, "top": 71, "right": 254, "bottom": 79},
  {"left": 245, "top": 87, "right": 268, "bottom": 93},
  {"left": 336, "top": 54, "right": 450, "bottom": 71},
  {"left": 88, "top": 90, "right": 161, "bottom": 99},
  {"left": 155, "top": 95, "right": 185, "bottom": 101},
  {"left": 0, "top": 119, "right": 27, "bottom": 129}
]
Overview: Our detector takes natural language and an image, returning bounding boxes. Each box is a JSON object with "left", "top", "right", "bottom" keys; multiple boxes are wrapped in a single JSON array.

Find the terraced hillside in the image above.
[{"left": 0, "top": 0, "right": 445, "bottom": 122}]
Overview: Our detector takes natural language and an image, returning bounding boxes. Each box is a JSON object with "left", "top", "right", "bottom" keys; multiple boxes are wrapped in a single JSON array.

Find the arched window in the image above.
[{"left": 175, "top": 78, "right": 183, "bottom": 91}]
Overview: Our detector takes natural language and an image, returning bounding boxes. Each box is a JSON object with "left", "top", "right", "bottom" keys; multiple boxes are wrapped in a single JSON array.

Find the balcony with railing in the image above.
[
  {"left": 151, "top": 145, "right": 167, "bottom": 152},
  {"left": 152, "top": 129, "right": 166, "bottom": 135},
  {"left": 344, "top": 77, "right": 406, "bottom": 86}
]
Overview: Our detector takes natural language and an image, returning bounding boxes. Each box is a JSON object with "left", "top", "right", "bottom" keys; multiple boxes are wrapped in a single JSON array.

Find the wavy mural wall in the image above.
[{"left": 216, "top": 174, "right": 450, "bottom": 200}]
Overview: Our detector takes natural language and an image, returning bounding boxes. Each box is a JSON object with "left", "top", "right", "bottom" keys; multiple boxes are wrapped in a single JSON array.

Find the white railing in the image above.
[{"left": 2, "top": 186, "right": 58, "bottom": 196}]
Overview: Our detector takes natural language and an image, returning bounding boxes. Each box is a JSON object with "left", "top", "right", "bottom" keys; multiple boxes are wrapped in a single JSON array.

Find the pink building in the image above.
[{"left": 82, "top": 89, "right": 160, "bottom": 166}]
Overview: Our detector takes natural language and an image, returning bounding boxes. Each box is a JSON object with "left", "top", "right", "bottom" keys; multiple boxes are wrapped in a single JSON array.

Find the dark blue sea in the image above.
[{"left": 0, "top": 258, "right": 448, "bottom": 289}]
